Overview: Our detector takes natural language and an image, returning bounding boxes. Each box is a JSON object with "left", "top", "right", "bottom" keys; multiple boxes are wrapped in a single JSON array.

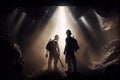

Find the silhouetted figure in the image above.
[
  {"left": 64, "top": 30, "right": 79, "bottom": 73},
  {"left": 46, "top": 35, "right": 60, "bottom": 71}
]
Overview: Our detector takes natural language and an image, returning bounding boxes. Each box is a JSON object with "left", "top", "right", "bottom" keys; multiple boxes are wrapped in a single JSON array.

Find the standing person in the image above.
[
  {"left": 64, "top": 29, "right": 79, "bottom": 73},
  {"left": 46, "top": 35, "right": 60, "bottom": 71}
]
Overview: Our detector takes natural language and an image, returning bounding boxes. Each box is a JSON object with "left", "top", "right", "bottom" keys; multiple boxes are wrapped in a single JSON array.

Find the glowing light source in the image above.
[
  {"left": 11, "top": 12, "right": 26, "bottom": 36},
  {"left": 22, "top": 12, "right": 26, "bottom": 15},
  {"left": 80, "top": 16, "right": 92, "bottom": 31},
  {"left": 94, "top": 10, "right": 111, "bottom": 31}
]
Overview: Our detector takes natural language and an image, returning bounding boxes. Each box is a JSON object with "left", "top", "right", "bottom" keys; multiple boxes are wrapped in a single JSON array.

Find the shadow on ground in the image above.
[{"left": 26, "top": 69, "right": 120, "bottom": 80}]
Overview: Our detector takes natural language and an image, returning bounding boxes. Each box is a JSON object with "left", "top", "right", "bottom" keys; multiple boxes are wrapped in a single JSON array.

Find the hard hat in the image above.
[
  {"left": 66, "top": 29, "right": 72, "bottom": 34},
  {"left": 55, "top": 34, "right": 59, "bottom": 39}
]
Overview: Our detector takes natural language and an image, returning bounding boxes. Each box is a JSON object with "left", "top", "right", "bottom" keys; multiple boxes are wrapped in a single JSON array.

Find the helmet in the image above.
[
  {"left": 66, "top": 29, "right": 72, "bottom": 35},
  {"left": 55, "top": 34, "right": 59, "bottom": 40}
]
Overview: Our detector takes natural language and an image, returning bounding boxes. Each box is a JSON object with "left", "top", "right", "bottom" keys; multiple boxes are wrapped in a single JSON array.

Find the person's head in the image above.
[
  {"left": 66, "top": 29, "right": 72, "bottom": 37},
  {"left": 54, "top": 34, "right": 59, "bottom": 41}
]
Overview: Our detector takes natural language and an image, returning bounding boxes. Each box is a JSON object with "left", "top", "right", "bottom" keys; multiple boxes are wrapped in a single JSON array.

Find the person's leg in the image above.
[
  {"left": 67, "top": 61, "right": 72, "bottom": 73},
  {"left": 54, "top": 55, "right": 59, "bottom": 71},
  {"left": 66, "top": 56, "right": 72, "bottom": 73},
  {"left": 72, "top": 56, "right": 77, "bottom": 72},
  {"left": 48, "top": 54, "right": 52, "bottom": 70}
]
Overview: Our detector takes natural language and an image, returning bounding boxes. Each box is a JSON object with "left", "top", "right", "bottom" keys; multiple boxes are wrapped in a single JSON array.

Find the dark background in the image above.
[{"left": 0, "top": 0, "right": 120, "bottom": 80}]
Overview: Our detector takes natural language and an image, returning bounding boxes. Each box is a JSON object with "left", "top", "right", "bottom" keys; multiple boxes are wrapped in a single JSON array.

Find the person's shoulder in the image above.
[
  {"left": 71, "top": 37, "right": 77, "bottom": 42},
  {"left": 71, "top": 37, "right": 75, "bottom": 40},
  {"left": 66, "top": 37, "right": 69, "bottom": 41},
  {"left": 53, "top": 40, "right": 57, "bottom": 43}
]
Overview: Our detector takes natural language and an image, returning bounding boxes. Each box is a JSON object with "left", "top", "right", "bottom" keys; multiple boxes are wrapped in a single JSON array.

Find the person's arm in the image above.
[
  {"left": 58, "top": 44, "right": 60, "bottom": 56},
  {"left": 56, "top": 41, "right": 60, "bottom": 56},
  {"left": 45, "top": 50, "right": 49, "bottom": 58},
  {"left": 64, "top": 39, "right": 67, "bottom": 55}
]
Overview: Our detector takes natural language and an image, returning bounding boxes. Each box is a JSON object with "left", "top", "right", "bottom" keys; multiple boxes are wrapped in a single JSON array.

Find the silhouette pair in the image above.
[{"left": 46, "top": 29, "right": 79, "bottom": 73}]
